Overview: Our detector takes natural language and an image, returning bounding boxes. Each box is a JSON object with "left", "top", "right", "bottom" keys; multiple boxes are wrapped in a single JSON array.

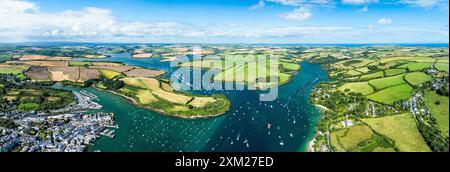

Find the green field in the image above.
[
  {"left": 18, "top": 103, "right": 40, "bottom": 111},
  {"left": 363, "top": 113, "right": 431, "bottom": 152},
  {"left": 367, "top": 84, "right": 413, "bottom": 104},
  {"left": 99, "top": 69, "right": 122, "bottom": 79},
  {"left": 360, "top": 71, "right": 384, "bottom": 80},
  {"left": 381, "top": 57, "right": 435, "bottom": 63},
  {"left": 368, "top": 74, "right": 405, "bottom": 90},
  {"left": 212, "top": 58, "right": 297, "bottom": 88},
  {"left": 350, "top": 59, "right": 374, "bottom": 68},
  {"left": 0, "top": 67, "right": 24, "bottom": 75},
  {"left": 0, "top": 54, "right": 13, "bottom": 63},
  {"left": 278, "top": 73, "right": 291, "bottom": 85},
  {"left": 377, "top": 61, "right": 408, "bottom": 70},
  {"left": 346, "top": 70, "right": 362, "bottom": 76},
  {"left": 69, "top": 61, "right": 92, "bottom": 66},
  {"left": 280, "top": 62, "right": 300, "bottom": 71},
  {"left": 330, "top": 125, "right": 374, "bottom": 152},
  {"left": 329, "top": 125, "right": 395, "bottom": 152},
  {"left": 424, "top": 91, "right": 449, "bottom": 137},
  {"left": 404, "top": 72, "right": 432, "bottom": 86},
  {"left": 337, "top": 125, "right": 374, "bottom": 151},
  {"left": 400, "top": 62, "right": 433, "bottom": 71},
  {"left": 434, "top": 63, "right": 449, "bottom": 73},
  {"left": 384, "top": 68, "right": 405, "bottom": 76},
  {"left": 355, "top": 67, "right": 370, "bottom": 73},
  {"left": 437, "top": 59, "right": 449, "bottom": 63},
  {"left": 338, "top": 82, "right": 374, "bottom": 95}
]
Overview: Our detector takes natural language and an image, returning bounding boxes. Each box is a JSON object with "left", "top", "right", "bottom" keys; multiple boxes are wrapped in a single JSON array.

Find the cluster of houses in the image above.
[{"left": 0, "top": 91, "right": 116, "bottom": 152}]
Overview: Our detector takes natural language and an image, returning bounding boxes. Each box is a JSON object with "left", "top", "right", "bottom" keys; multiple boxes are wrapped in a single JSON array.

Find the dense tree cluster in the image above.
[{"left": 0, "top": 74, "right": 75, "bottom": 112}]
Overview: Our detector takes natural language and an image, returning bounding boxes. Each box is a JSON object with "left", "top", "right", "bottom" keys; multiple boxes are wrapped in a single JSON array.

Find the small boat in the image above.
[
  {"left": 279, "top": 140, "right": 284, "bottom": 146},
  {"left": 267, "top": 123, "right": 272, "bottom": 129},
  {"left": 236, "top": 132, "right": 241, "bottom": 141}
]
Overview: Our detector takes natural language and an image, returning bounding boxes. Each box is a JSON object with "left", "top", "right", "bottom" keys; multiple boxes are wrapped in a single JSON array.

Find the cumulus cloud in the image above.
[
  {"left": 377, "top": 18, "right": 393, "bottom": 25},
  {"left": 341, "top": 0, "right": 379, "bottom": 5},
  {"left": 264, "top": 26, "right": 354, "bottom": 37},
  {"left": 264, "top": 0, "right": 335, "bottom": 22},
  {"left": 0, "top": 0, "right": 447, "bottom": 43},
  {"left": 281, "top": 7, "right": 312, "bottom": 21},
  {"left": 250, "top": 0, "right": 266, "bottom": 10},
  {"left": 0, "top": 0, "right": 194, "bottom": 42},
  {"left": 399, "top": 0, "right": 447, "bottom": 8},
  {"left": 267, "top": 0, "right": 333, "bottom": 6},
  {"left": 358, "top": 6, "right": 369, "bottom": 12}
]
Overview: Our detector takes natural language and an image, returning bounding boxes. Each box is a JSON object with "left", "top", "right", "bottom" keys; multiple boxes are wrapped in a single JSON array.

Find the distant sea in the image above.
[
  {"left": 260, "top": 43, "right": 449, "bottom": 47},
  {"left": 0, "top": 42, "right": 448, "bottom": 47}
]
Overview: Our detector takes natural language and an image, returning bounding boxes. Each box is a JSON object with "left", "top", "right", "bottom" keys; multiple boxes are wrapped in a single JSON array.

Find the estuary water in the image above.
[{"left": 75, "top": 53, "right": 329, "bottom": 152}]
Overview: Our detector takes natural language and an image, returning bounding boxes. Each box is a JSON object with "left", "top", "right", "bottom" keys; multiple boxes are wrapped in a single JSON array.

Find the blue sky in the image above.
[{"left": 0, "top": 0, "right": 448, "bottom": 43}]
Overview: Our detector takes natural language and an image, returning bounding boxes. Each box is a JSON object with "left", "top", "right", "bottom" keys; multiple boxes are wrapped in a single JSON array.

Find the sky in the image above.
[{"left": 0, "top": 0, "right": 448, "bottom": 43}]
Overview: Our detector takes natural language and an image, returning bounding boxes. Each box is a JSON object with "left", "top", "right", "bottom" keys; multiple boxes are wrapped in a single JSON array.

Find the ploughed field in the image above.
[{"left": 2, "top": 60, "right": 166, "bottom": 82}]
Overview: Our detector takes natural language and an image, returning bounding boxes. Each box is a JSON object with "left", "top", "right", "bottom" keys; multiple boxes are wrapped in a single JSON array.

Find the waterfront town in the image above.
[{"left": 0, "top": 90, "right": 117, "bottom": 152}]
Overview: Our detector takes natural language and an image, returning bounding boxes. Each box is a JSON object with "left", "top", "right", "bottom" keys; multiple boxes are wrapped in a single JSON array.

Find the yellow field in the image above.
[
  {"left": 171, "top": 106, "right": 190, "bottom": 111},
  {"left": 121, "top": 77, "right": 193, "bottom": 105},
  {"left": 190, "top": 97, "right": 216, "bottom": 107},
  {"left": 136, "top": 90, "right": 158, "bottom": 104},
  {"left": 140, "top": 78, "right": 192, "bottom": 104},
  {"left": 355, "top": 67, "right": 371, "bottom": 73},
  {"left": 380, "top": 56, "right": 436, "bottom": 63},
  {"left": 161, "top": 82, "right": 174, "bottom": 92},
  {"left": 99, "top": 69, "right": 122, "bottom": 79}
]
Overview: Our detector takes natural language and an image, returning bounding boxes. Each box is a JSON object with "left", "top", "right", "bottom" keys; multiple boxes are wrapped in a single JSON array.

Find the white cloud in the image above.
[
  {"left": 358, "top": 6, "right": 369, "bottom": 12},
  {"left": 267, "top": 0, "right": 304, "bottom": 6},
  {"left": 399, "top": 0, "right": 445, "bottom": 8},
  {"left": 377, "top": 18, "right": 393, "bottom": 25},
  {"left": 0, "top": 0, "right": 447, "bottom": 43},
  {"left": 367, "top": 24, "right": 375, "bottom": 32},
  {"left": 265, "top": 0, "right": 336, "bottom": 22},
  {"left": 281, "top": 7, "right": 312, "bottom": 21},
  {"left": 0, "top": 0, "right": 194, "bottom": 42},
  {"left": 250, "top": 0, "right": 266, "bottom": 10},
  {"left": 267, "top": 0, "right": 334, "bottom": 6},
  {"left": 0, "top": 0, "right": 37, "bottom": 14},
  {"left": 342, "top": 0, "right": 378, "bottom": 5},
  {"left": 264, "top": 26, "right": 354, "bottom": 37}
]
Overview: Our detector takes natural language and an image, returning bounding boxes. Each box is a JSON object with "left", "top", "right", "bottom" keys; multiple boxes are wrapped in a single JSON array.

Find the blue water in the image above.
[{"left": 75, "top": 53, "right": 329, "bottom": 152}]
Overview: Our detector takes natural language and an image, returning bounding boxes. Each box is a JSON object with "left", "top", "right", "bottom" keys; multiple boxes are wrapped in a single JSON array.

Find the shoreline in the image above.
[
  {"left": 94, "top": 86, "right": 228, "bottom": 119},
  {"left": 314, "top": 104, "right": 330, "bottom": 112},
  {"left": 307, "top": 134, "right": 317, "bottom": 152}
]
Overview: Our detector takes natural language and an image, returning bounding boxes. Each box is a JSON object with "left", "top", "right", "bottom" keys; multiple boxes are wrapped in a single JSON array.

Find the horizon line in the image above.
[{"left": 0, "top": 41, "right": 449, "bottom": 45}]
